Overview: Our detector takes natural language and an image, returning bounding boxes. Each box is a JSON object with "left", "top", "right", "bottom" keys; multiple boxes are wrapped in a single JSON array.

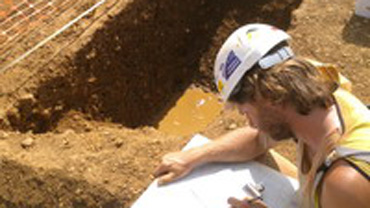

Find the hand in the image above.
[
  {"left": 153, "top": 151, "right": 196, "bottom": 185},
  {"left": 228, "top": 196, "right": 268, "bottom": 208}
]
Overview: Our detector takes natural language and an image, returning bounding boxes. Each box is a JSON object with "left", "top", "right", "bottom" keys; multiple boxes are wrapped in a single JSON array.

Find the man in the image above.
[{"left": 154, "top": 24, "right": 370, "bottom": 208}]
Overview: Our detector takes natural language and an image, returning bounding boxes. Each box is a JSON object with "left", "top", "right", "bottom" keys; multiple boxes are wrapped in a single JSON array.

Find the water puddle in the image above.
[{"left": 158, "top": 87, "right": 223, "bottom": 136}]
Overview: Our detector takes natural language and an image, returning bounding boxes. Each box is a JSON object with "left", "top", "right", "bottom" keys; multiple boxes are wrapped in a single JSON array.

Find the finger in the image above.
[
  {"left": 250, "top": 199, "right": 267, "bottom": 208},
  {"left": 153, "top": 163, "right": 168, "bottom": 178},
  {"left": 242, "top": 196, "right": 267, "bottom": 208},
  {"left": 157, "top": 172, "right": 176, "bottom": 186},
  {"left": 227, "top": 197, "right": 250, "bottom": 208}
]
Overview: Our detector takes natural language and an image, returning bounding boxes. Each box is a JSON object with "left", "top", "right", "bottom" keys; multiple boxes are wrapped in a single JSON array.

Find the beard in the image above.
[{"left": 257, "top": 106, "right": 294, "bottom": 141}]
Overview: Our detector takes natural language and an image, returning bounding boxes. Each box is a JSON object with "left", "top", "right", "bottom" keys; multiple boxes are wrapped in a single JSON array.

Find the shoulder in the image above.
[{"left": 320, "top": 160, "right": 370, "bottom": 208}]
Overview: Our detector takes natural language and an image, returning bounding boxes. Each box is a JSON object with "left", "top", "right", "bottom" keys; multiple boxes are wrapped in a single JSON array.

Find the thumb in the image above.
[
  {"left": 157, "top": 172, "right": 177, "bottom": 186},
  {"left": 153, "top": 163, "right": 167, "bottom": 178},
  {"left": 227, "top": 197, "right": 250, "bottom": 208}
]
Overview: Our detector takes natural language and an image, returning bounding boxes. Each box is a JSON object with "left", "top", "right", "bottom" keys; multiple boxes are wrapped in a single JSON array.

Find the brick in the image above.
[
  {"left": 0, "top": 16, "right": 6, "bottom": 24},
  {"left": 6, "top": 26, "right": 18, "bottom": 37},
  {"left": 7, "top": 20, "right": 28, "bottom": 37},
  {"left": 28, "top": 0, "right": 39, "bottom": 4},
  {"left": 28, "top": 11, "right": 41, "bottom": 22},
  {"left": 34, "top": 0, "right": 49, "bottom": 10},
  {"left": 17, "top": 2, "right": 29, "bottom": 12},
  {"left": 0, "top": 10, "right": 7, "bottom": 18},
  {"left": 13, "top": 0, "right": 24, "bottom": 5},
  {"left": 7, "top": 9, "right": 18, "bottom": 18},
  {"left": 38, "top": 5, "right": 52, "bottom": 16},
  {"left": 23, "top": 7, "right": 36, "bottom": 16},
  {"left": 0, "top": 19, "right": 13, "bottom": 31},
  {"left": 56, "top": 0, "right": 76, "bottom": 12},
  {"left": 29, "top": 9, "right": 49, "bottom": 23},
  {"left": 7, "top": 13, "right": 26, "bottom": 30},
  {"left": 0, "top": 33, "right": 8, "bottom": 45},
  {"left": 52, "top": 0, "right": 66, "bottom": 8}
]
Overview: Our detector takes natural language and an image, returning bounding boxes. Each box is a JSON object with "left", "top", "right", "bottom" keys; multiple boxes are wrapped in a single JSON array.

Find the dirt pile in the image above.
[
  {"left": 290, "top": 0, "right": 370, "bottom": 102},
  {"left": 0, "top": 125, "right": 183, "bottom": 207}
]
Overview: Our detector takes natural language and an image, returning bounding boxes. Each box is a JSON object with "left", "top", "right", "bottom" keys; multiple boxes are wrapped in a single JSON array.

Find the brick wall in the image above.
[{"left": 0, "top": 0, "right": 78, "bottom": 47}]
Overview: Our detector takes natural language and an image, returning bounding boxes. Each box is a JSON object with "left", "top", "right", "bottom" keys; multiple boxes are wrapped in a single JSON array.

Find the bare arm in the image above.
[
  {"left": 194, "top": 126, "right": 273, "bottom": 165},
  {"left": 320, "top": 160, "right": 370, "bottom": 208},
  {"left": 154, "top": 126, "right": 277, "bottom": 185}
]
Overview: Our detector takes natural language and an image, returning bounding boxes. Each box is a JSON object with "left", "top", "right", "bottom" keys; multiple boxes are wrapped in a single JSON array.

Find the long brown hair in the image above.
[{"left": 228, "top": 57, "right": 338, "bottom": 115}]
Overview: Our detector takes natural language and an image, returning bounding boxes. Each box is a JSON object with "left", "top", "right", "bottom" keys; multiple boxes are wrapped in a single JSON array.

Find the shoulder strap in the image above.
[
  {"left": 335, "top": 146, "right": 370, "bottom": 162},
  {"left": 313, "top": 146, "right": 370, "bottom": 191}
]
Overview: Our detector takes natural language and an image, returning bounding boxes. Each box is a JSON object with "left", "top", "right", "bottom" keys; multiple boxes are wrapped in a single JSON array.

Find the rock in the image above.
[
  {"left": 18, "top": 94, "right": 36, "bottom": 106},
  {"left": 54, "top": 105, "right": 63, "bottom": 111},
  {"left": 75, "top": 188, "right": 82, "bottom": 195},
  {"left": 227, "top": 123, "right": 238, "bottom": 130},
  {"left": 0, "top": 131, "right": 9, "bottom": 140},
  {"left": 21, "top": 137, "right": 34, "bottom": 148},
  {"left": 40, "top": 109, "right": 51, "bottom": 118},
  {"left": 63, "top": 139, "right": 69, "bottom": 146},
  {"left": 87, "top": 77, "right": 97, "bottom": 83},
  {"left": 6, "top": 108, "right": 19, "bottom": 119},
  {"left": 115, "top": 140, "right": 124, "bottom": 148}
]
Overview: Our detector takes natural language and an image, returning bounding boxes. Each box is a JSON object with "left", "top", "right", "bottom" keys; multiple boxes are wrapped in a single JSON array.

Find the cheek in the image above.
[
  {"left": 253, "top": 107, "right": 277, "bottom": 129},
  {"left": 236, "top": 104, "right": 260, "bottom": 127}
]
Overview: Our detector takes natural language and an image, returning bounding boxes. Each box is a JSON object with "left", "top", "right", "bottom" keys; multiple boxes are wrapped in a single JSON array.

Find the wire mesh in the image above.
[{"left": 0, "top": 0, "right": 106, "bottom": 72}]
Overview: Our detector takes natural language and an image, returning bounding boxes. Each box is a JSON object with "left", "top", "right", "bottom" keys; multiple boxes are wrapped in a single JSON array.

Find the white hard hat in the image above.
[{"left": 214, "top": 23, "right": 294, "bottom": 101}]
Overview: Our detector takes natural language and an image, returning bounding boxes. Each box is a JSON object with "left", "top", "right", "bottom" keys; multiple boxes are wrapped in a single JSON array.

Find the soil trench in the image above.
[{"left": 3, "top": 0, "right": 301, "bottom": 134}]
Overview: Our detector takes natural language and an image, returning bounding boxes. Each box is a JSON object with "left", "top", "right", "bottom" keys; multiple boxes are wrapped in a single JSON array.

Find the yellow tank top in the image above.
[
  {"left": 313, "top": 77, "right": 370, "bottom": 208},
  {"left": 298, "top": 60, "right": 370, "bottom": 208}
]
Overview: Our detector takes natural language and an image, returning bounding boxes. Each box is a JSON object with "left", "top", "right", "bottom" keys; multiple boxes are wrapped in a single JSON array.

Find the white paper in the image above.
[
  {"left": 132, "top": 134, "right": 299, "bottom": 208},
  {"left": 355, "top": 0, "right": 370, "bottom": 18}
]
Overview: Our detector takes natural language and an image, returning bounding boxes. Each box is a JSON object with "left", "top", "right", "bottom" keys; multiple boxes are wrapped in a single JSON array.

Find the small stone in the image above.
[
  {"left": 87, "top": 77, "right": 97, "bottom": 83},
  {"left": 228, "top": 123, "right": 238, "bottom": 130},
  {"left": 115, "top": 140, "right": 124, "bottom": 148},
  {"left": 63, "top": 139, "right": 69, "bottom": 146},
  {"left": 18, "top": 94, "right": 36, "bottom": 106},
  {"left": 6, "top": 108, "right": 19, "bottom": 119},
  {"left": 63, "top": 129, "right": 75, "bottom": 135},
  {"left": 150, "top": 139, "right": 160, "bottom": 145},
  {"left": 40, "top": 109, "right": 51, "bottom": 118},
  {"left": 21, "top": 137, "right": 34, "bottom": 148},
  {"left": 0, "top": 131, "right": 9, "bottom": 140},
  {"left": 75, "top": 188, "right": 82, "bottom": 195},
  {"left": 54, "top": 105, "right": 63, "bottom": 111}
]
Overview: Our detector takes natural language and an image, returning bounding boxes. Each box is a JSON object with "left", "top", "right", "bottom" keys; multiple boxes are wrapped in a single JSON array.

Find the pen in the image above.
[{"left": 243, "top": 183, "right": 264, "bottom": 201}]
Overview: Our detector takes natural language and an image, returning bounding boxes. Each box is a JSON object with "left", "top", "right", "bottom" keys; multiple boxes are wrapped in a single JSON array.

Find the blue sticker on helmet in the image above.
[{"left": 223, "top": 50, "right": 241, "bottom": 80}]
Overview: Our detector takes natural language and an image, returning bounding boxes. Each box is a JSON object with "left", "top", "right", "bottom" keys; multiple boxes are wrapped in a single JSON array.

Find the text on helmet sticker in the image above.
[{"left": 222, "top": 50, "right": 241, "bottom": 80}]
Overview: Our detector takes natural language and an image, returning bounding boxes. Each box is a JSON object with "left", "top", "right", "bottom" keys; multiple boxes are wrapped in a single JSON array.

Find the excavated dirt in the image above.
[
  {"left": 1, "top": 0, "right": 301, "bottom": 133},
  {"left": 0, "top": 0, "right": 369, "bottom": 207}
]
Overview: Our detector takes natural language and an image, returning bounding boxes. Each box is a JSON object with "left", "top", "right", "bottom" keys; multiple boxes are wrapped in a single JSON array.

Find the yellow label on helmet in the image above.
[
  {"left": 217, "top": 80, "right": 224, "bottom": 92},
  {"left": 247, "top": 31, "right": 260, "bottom": 41}
]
